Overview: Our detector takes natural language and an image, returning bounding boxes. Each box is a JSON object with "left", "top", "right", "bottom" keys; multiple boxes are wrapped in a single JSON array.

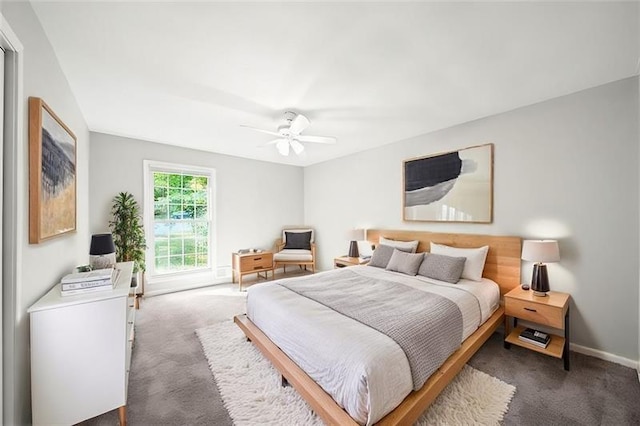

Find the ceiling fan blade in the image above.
[
  {"left": 265, "top": 138, "right": 285, "bottom": 146},
  {"left": 289, "top": 114, "right": 310, "bottom": 135},
  {"left": 290, "top": 139, "right": 305, "bottom": 155},
  {"left": 240, "top": 125, "right": 281, "bottom": 138},
  {"left": 296, "top": 135, "right": 337, "bottom": 144},
  {"left": 276, "top": 140, "right": 290, "bottom": 156}
]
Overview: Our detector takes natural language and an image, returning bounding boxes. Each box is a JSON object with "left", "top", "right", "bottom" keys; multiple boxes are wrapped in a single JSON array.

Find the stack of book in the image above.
[
  {"left": 518, "top": 328, "right": 551, "bottom": 348},
  {"left": 60, "top": 267, "right": 118, "bottom": 296}
]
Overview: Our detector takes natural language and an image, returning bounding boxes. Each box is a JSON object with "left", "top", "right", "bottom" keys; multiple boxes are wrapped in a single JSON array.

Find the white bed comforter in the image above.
[{"left": 246, "top": 266, "right": 500, "bottom": 425}]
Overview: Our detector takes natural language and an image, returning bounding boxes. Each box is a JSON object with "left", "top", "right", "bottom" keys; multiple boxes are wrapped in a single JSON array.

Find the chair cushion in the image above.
[
  {"left": 283, "top": 228, "right": 314, "bottom": 244},
  {"left": 284, "top": 231, "right": 312, "bottom": 250},
  {"left": 274, "top": 249, "right": 313, "bottom": 262}
]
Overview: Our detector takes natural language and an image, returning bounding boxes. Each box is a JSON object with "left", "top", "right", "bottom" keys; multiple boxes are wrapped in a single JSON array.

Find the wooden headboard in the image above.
[{"left": 366, "top": 229, "right": 521, "bottom": 296}]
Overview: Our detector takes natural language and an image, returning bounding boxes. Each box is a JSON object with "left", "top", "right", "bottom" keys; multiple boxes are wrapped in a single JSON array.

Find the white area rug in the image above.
[{"left": 197, "top": 321, "right": 515, "bottom": 426}]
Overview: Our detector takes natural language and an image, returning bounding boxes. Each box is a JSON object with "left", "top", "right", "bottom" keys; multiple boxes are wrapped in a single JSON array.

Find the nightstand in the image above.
[
  {"left": 504, "top": 286, "right": 571, "bottom": 370},
  {"left": 334, "top": 256, "right": 369, "bottom": 269},
  {"left": 232, "top": 251, "right": 274, "bottom": 291}
]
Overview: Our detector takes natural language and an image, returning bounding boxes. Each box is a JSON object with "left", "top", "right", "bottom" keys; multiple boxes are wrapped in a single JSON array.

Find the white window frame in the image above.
[{"left": 143, "top": 160, "right": 216, "bottom": 283}]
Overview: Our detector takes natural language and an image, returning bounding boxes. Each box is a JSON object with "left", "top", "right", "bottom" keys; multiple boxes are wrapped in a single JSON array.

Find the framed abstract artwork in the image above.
[
  {"left": 28, "top": 97, "right": 77, "bottom": 243},
  {"left": 403, "top": 143, "right": 493, "bottom": 223}
]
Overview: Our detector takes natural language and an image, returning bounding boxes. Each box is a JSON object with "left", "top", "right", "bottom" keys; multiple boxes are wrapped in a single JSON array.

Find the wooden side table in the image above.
[
  {"left": 232, "top": 251, "right": 274, "bottom": 291},
  {"left": 334, "top": 256, "right": 369, "bottom": 269},
  {"left": 504, "top": 286, "right": 571, "bottom": 370}
]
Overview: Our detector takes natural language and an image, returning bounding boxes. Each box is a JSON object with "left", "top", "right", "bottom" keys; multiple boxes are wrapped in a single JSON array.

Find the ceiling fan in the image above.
[{"left": 242, "top": 111, "right": 336, "bottom": 156}]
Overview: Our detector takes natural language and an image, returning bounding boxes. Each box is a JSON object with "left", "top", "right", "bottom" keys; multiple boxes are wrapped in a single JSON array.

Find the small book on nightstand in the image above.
[{"left": 518, "top": 328, "right": 550, "bottom": 348}]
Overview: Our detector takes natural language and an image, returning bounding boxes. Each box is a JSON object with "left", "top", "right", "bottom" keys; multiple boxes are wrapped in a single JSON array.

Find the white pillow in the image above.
[
  {"left": 430, "top": 242, "right": 489, "bottom": 282},
  {"left": 379, "top": 236, "right": 419, "bottom": 253}
]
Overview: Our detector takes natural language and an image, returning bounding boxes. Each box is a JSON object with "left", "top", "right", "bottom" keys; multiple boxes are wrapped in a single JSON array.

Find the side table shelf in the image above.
[{"left": 505, "top": 325, "right": 565, "bottom": 359}]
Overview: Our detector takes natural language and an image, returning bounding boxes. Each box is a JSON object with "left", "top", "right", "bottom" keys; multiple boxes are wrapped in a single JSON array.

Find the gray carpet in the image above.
[
  {"left": 81, "top": 278, "right": 640, "bottom": 425},
  {"left": 80, "top": 283, "right": 243, "bottom": 426}
]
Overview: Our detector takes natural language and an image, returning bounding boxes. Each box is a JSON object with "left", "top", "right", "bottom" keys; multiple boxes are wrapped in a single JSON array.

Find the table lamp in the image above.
[
  {"left": 90, "top": 233, "right": 116, "bottom": 270},
  {"left": 346, "top": 229, "right": 365, "bottom": 258},
  {"left": 521, "top": 240, "right": 560, "bottom": 296}
]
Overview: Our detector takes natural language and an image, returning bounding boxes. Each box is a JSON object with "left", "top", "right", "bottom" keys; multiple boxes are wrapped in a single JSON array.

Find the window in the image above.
[{"left": 144, "top": 161, "right": 215, "bottom": 277}]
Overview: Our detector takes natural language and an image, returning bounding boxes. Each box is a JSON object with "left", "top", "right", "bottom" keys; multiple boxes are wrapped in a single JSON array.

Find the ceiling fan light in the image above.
[
  {"left": 291, "top": 139, "right": 305, "bottom": 155},
  {"left": 289, "top": 113, "right": 311, "bottom": 135},
  {"left": 276, "top": 140, "right": 290, "bottom": 156},
  {"left": 242, "top": 111, "right": 336, "bottom": 157}
]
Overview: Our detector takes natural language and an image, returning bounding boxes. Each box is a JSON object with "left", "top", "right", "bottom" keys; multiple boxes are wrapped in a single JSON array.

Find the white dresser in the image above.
[{"left": 29, "top": 262, "right": 136, "bottom": 425}]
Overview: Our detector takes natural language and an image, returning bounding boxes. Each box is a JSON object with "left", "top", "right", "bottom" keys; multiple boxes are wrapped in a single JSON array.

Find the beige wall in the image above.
[
  {"left": 305, "top": 77, "right": 640, "bottom": 362},
  {"left": 89, "top": 133, "right": 304, "bottom": 280}
]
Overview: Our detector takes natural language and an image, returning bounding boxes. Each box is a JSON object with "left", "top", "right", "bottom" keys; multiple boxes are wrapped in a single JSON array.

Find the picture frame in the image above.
[
  {"left": 403, "top": 143, "right": 493, "bottom": 223},
  {"left": 28, "top": 97, "right": 77, "bottom": 243}
]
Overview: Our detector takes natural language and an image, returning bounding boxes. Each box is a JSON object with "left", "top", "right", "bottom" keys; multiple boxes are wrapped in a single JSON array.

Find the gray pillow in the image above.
[
  {"left": 368, "top": 244, "right": 412, "bottom": 268},
  {"left": 284, "top": 231, "right": 312, "bottom": 250},
  {"left": 418, "top": 252, "right": 466, "bottom": 283},
  {"left": 386, "top": 249, "right": 424, "bottom": 276}
]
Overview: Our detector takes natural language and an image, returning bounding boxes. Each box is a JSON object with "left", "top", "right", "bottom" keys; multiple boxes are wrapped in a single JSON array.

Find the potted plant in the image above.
[{"left": 110, "top": 192, "right": 146, "bottom": 288}]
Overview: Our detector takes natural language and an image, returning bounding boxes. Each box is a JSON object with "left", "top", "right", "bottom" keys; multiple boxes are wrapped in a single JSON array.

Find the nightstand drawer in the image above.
[
  {"left": 505, "top": 298, "right": 564, "bottom": 329},
  {"left": 240, "top": 254, "right": 273, "bottom": 271}
]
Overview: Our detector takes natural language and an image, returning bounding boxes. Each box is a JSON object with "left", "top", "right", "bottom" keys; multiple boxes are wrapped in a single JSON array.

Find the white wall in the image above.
[
  {"left": 1, "top": 2, "right": 90, "bottom": 424},
  {"left": 305, "top": 77, "right": 640, "bottom": 362},
  {"left": 89, "top": 132, "right": 304, "bottom": 278}
]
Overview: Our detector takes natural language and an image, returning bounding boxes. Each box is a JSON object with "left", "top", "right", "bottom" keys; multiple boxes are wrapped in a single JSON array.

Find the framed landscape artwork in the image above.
[
  {"left": 28, "top": 97, "right": 77, "bottom": 243},
  {"left": 403, "top": 143, "right": 493, "bottom": 223}
]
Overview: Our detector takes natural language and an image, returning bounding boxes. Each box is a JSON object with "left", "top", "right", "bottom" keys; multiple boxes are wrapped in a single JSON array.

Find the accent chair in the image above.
[{"left": 273, "top": 228, "right": 316, "bottom": 274}]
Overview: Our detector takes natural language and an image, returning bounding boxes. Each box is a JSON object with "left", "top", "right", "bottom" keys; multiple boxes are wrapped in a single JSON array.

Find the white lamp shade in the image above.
[
  {"left": 346, "top": 229, "right": 365, "bottom": 241},
  {"left": 521, "top": 240, "right": 560, "bottom": 263}
]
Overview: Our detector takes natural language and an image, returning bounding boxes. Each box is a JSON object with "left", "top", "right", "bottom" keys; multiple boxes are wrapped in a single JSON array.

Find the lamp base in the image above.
[
  {"left": 90, "top": 252, "right": 116, "bottom": 270},
  {"left": 531, "top": 263, "right": 550, "bottom": 296},
  {"left": 348, "top": 241, "right": 360, "bottom": 258}
]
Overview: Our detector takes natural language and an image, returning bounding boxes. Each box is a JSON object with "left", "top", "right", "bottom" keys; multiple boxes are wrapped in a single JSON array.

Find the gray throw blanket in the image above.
[{"left": 278, "top": 269, "right": 463, "bottom": 390}]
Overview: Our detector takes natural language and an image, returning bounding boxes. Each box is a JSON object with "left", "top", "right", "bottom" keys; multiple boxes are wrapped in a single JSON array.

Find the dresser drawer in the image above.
[
  {"left": 505, "top": 297, "right": 564, "bottom": 329},
  {"left": 239, "top": 253, "right": 273, "bottom": 272}
]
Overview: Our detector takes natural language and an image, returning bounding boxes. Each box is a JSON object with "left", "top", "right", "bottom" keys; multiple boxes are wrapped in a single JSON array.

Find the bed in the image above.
[{"left": 234, "top": 230, "right": 521, "bottom": 425}]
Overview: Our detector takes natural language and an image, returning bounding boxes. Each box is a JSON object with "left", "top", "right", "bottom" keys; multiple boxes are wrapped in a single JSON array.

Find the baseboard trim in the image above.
[{"left": 570, "top": 342, "right": 639, "bottom": 370}]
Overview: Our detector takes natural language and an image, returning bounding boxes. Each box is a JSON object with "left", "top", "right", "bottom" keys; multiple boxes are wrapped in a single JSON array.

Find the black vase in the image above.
[
  {"left": 531, "top": 263, "right": 550, "bottom": 296},
  {"left": 348, "top": 241, "right": 359, "bottom": 258}
]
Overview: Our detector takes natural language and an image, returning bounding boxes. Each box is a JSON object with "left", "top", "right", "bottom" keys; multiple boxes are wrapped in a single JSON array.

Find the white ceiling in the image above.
[{"left": 31, "top": 1, "right": 639, "bottom": 166}]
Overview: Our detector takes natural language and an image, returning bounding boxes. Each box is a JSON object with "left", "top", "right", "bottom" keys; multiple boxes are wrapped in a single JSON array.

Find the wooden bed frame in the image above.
[{"left": 234, "top": 230, "right": 521, "bottom": 425}]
